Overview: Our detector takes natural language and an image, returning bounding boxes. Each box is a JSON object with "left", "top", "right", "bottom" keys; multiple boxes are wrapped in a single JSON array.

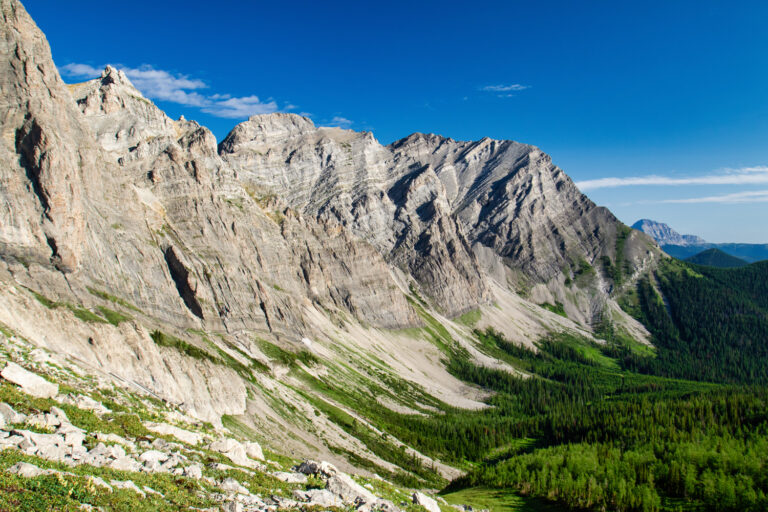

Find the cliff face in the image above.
[{"left": 0, "top": 0, "right": 660, "bottom": 440}]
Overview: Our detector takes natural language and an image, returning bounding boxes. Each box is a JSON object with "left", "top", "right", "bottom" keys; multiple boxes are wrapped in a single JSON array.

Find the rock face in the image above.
[
  {"left": 1, "top": 362, "right": 58, "bottom": 398},
  {"left": 632, "top": 219, "right": 707, "bottom": 246},
  {"left": 220, "top": 115, "right": 655, "bottom": 318},
  {"left": 0, "top": 0, "right": 662, "bottom": 440}
]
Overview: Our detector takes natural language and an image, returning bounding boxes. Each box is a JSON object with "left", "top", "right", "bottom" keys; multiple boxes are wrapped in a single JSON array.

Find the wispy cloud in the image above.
[
  {"left": 660, "top": 190, "right": 768, "bottom": 204},
  {"left": 481, "top": 84, "right": 530, "bottom": 92},
  {"left": 325, "top": 116, "right": 353, "bottom": 129},
  {"left": 61, "top": 63, "right": 279, "bottom": 119},
  {"left": 576, "top": 166, "right": 768, "bottom": 191}
]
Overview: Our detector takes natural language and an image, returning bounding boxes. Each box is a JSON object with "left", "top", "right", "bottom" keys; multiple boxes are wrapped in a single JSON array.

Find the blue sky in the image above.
[{"left": 26, "top": 0, "right": 768, "bottom": 242}]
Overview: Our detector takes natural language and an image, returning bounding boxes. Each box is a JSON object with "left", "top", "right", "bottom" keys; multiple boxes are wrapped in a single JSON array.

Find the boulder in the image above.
[
  {"left": 296, "top": 459, "right": 338, "bottom": 478},
  {"left": 244, "top": 441, "right": 264, "bottom": 461},
  {"left": 293, "top": 489, "right": 342, "bottom": 507},
  {"left": 219, "top": 477, "right": 249, "bottom": 494},
  {"left": 57, "top": 394, "right": 111, "bottom": 415},
  {"left": 1, "top": 363, "right": 58, "bottom": 398},
  {"left": 272, "top": 471, "right": 308, "bottom": 484},
  {"left": 143, "top": 421, "right": 202, "bottom": 445},
  {"left": 0, "top": 403, "right": 26, "bottom": 424},
  {"left": 110, "top": 479, "right": 146, "bottom": 496},
  {"left": 413, "top": 492, "right": 441, "bottom": 512},
  {"left": 7, "top": 461, "right": 45, "bottom": 477},
  {"left": 209, "top": 438, "right": 252, "bottom": 467},
  {"left": 327, "top": 473, "right": 377, "bottom": 505}
]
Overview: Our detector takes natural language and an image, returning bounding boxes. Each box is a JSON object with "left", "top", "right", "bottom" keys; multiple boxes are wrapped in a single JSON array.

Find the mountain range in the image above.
[
  {"left": 632, "top": 219, "right": 768, "bottom": 262},
  {"left": 1, "top": 2, "right": 766, "bottom": 511}
]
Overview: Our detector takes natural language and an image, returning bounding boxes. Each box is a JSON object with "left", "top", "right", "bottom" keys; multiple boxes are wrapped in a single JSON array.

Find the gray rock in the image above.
[
  {"left": 413, "top": 492, "right": 441, "bottom": 512},
  {"left": 7, "top": 461, "right": 45, "bottom": 477},
  {"left": 0, "top": 363, "right": 58, "bottom": 398},
  {"left": 326, "top": 473, "right": 377, "bottom": 505},
  {"left": 293, "top": 488, "right": 342, "bottom": 507},
  {"left": 143, "top": 421, "right": 202, "bottom": 445},
  {"left": 296, "top": 459, "right": 338, "bottom": 478},
  {"left": 110, "top": 479, "right": 146, "bottom": 496},
  {"left": 272, "top": 471, "right": 307, "bottom": 484},
  {"left": 219, "top": 477, "right": 249, "bottom": 495},
  {"left": 109, "top": 456, "right": 142, "bottom": 472},
  {"left": 0, "top": 403, "right": 26, "bottom": 424}
]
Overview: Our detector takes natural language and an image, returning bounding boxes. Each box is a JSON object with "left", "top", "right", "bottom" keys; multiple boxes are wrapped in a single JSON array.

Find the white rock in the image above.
[
  {"left": 88, "top": 476, "right": 113, "bottom": 491},
  {"left": 413, "top": 492, "right": 441, "bottom": 512},
  {"left": 244, "top": 441, "right": 264, "bottom": 461},
  {"left": 57, "top": 394, "right": 111, "bottom": 414},
  {"left": 327, "top": 473, "right": 377, "bottom": 505},
  {"left": 0, "top": 403, "right": 26, "bottom": 424},
  {"left": 144, "top": 421, "right": 202, "bottom": 445},
  {"left": 296, "top": 459, "right": 338, "bottom": 478},
  {"left": 139, "top": 450, "right": 169, "bottom": 464},
  {"left": 1, "top": 362, "right": 58, "bottom": 398},
  {"left": 209, "top": 437, "right": 252, "bottom": 468},
  {"left": 109, "top": 456, "right": 142, "bottom": 472},
  {"left": 183, "top": 464, "right": 203, "bottom": 479},
  {"left": 221, "top": 502, "right": 243, "bottom": 512},
  {"left": 219, "top": 477, "right": 249, "bottom": 495},
  {"left": 272, "top": 471, "right": 307, "bottom": 483},
  {"left": 7, "top": 461, "right": 45, "bottom": 477},
  {"left": 110, "top": 479, "right": 146, "bottom": 496},
  {"left": 293, "top": 489, "right": 342, "bottom": 507}
]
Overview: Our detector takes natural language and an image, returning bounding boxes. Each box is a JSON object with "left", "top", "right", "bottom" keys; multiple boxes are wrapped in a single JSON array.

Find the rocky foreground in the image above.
[{"left": 0, "top": 330, "right": 463, "bottom": 512}]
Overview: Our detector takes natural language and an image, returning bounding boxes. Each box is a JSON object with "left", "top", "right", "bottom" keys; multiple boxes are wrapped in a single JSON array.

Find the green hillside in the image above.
[{"left": 685, "top": 248, "right": 748, "bottom": 267}]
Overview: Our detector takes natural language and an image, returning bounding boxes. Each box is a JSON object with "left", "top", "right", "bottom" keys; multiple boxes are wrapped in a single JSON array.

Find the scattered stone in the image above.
[
  {"left": 144, "top": 421, "right": 202, "bottom": 445},
  {"left": 219, "top": 477, "right": 249, "bottom": 495},
  {"left": 296, "top": 459, "right": 338, "bottom": 478},
  {"left": 209, "top": 438, "right": 253, "bottom": 468},
  {"left": 293, "top": 488, "right": 342, "bottom": 507},
  {"left": 272, "top": 471, "right": 307, "bottom": 483},
  {"left": 7, "top": 461, "right": 45, "bottom": 477},
  {"left": 413, "top": 492, "right": 441, "bottom": 512},
  {"left": 1, "top": 362, "right": 58, "bottom": 398},
  {"left": 57, "top": 394, "right": 111, "bottom": 414},
  {"left": 244, "top": 441, "right": 264, "bottom": 461},
  {"left": 183, "top": 463, "right": 203, "bottom": 479},
  {"left": 139, "top": 449, "right": 169, "bottom": 464},
  {"left": 327, "top": 473, "right": 377, "bottom": 505},
  {"left": 375, "top": 498, "right": 401, "bottom": 512},
  {"left": 109, "top": 456, "right": 142, "bottom": 472},
  {"left": 111, "top": 479, "right": 146, "bottom": 496},
  {"left": 221, "top": 502, "right": 243, "bottom": 512},
  {"left": 0, "top": 402, "right": 26, "bottom": 424}
]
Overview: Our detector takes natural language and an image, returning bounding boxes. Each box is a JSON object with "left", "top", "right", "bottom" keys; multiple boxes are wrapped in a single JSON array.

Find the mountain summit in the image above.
[{"left": 631, "top": 219, "right": 707, "bottom": 246}]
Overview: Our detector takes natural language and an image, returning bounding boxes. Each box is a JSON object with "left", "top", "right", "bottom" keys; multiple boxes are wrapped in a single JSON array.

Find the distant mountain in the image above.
[
  {"left": 685, "top": 248, "right": 748, "bottom": 268},
  {"left": 632, "top": 219, "right": 768, "bottom": 263},
  {"left": 631, "top": 219, "right": 708, "bottom": 246}
]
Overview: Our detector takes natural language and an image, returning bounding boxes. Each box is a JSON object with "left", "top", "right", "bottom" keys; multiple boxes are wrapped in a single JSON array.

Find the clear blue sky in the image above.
[{"left": 26, "top": 0, "right": 768, "bottom": 243}]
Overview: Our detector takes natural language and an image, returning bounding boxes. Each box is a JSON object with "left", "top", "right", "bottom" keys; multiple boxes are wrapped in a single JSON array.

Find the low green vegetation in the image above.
[
  {"left": 540, "top": 302, "right": 566, "bottom": 317},
  {"left": 149, "top": 330, "right": 220, "bottom": 365}
]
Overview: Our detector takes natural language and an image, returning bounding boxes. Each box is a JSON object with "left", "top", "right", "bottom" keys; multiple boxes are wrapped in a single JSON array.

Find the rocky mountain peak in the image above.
[{"left": 631, "top": 219, "right": 707, "bottom": 246}]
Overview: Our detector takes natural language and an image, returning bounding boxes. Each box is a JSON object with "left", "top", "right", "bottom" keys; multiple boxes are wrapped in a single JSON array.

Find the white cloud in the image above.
[
  {"left": 481, "top": 84, "right": 530, "bottom": 92},
  {"left": 60, "top": 63, "right": 279, "bottom": 119},
  {"left": 659, "top": 190, "right": 768, "bottom": 204},
  {"left": 325, "top": 116, "right": 353, "bottom": 128},
  {"left": 576, "top": 166, "right": 768, "bottom": 191}
]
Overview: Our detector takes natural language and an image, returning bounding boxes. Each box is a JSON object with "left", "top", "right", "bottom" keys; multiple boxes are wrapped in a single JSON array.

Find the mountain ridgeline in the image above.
[{"left": 0, "top": 1, "right": 767, "bottom": 512}]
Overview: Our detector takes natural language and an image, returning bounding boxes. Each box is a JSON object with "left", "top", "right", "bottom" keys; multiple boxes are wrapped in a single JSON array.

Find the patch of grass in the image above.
[
  {"left": 441, "top": 486, "right": 563, "bottom": 512},
  {"left": 150, "top": 330, "right": 221, "bottom": 365},
  {"left": 29, "top": 289, "right": 57, "bottom": 309},
  {"left": 456, "top": 309, "right": 482, "bottom": 327},
  {"left": 65, "top": 304, "right": 107, "bottom": 324},
  {"left": 97, "top": 306, "right": 132, "bottom": 326},
  {"left": 540, "top": 302, "right": 567, "bottom": 318},
  {"left": 255, "top": 339, "right": 318, "bottom": 368},
  {"left": 86, "top": 287, "right": 141, "bottom": 312}
]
